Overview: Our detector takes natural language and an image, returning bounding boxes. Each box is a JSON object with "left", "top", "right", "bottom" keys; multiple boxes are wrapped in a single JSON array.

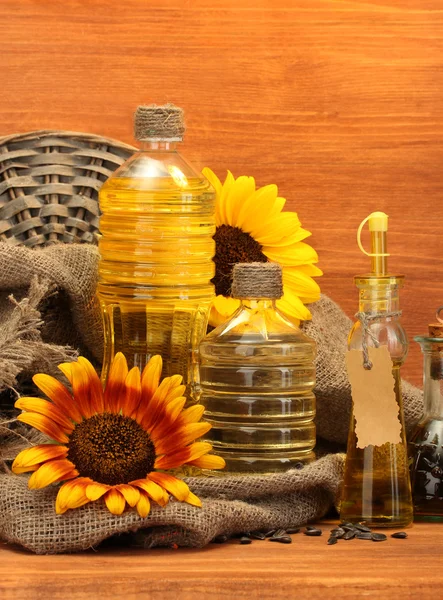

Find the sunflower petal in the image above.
[
  {"left": 225, "top": 175, "right": 256, "bottom": 226},
  {"left": 13, "top": 465, "right": 39, "bottom": 474},
  {"left": 58, "top": 362, "right": 73, "bottom": 382},
  {"left": 218, "top": 170, "right": 235, "bottom": 225},
  {"left": 28, "top": 458, "right": 77, "bottom": 489},
  {"left": 103, "top": 352, "right": 128, "bottom": 413},
  {"left": 139, "top": 378, "right": 185, "bottom": 431},
  {"left": 17, "top": 412, "right": 70, "bottom": 444},
  {"left": 184, "top": 491, "right": 202, "bottom": 508},
  {"left": 33, "top": 373, "right": 82, "bottom": 423},
  {"left": 116, "top": 484, "right": 141, "bottom": 507},
  {"left": 136, "top": 490, "right": 151, "bottom": 518},
  {"left": 56, "top": 478, "right": 91, "bottom": 514},
  {"left": 148, "top": 472, "right": 190, "bottom": 502},
  {"left": 67, "top": 361, "right": 97, "bottom": 419},
  {"left": 202, "top": 167, "right": 222, "bottom": 199},
  {"left": 12, "top": 444, "right": 68, "bottom": 472},
  {"left": 149, "top": 396, "right": 186, "bottom": 440},
  {"left": 277, "top": 289, "right": 312, "bottom": 321},
  {"left": 86, "top": 482, "right": 110, "bottom": 501},
  {"left": 236, "top": 183, "right": 277, "bottom": 231},
  {"left": 154, "top": 421, "right": 212, "bottom": 455},
  {"left": 176, "top": 404, "right": 205, "bottom": 427},
  {"left": 263, "top": 241, "right": 318, "bottom": 267},
  {"left": 251, "top": 213, "right": 304, "bottom": 245},
  {"left": 56, "top": 478, "right": 91, "bottom": 513},
  {"left": 283, "top": 269, "right": 321, "bottom": 304},
  {"left": 15, "top": 398, "right": 74, "bottom": 433},
  {"left": 154, "top": 441, "right": 213, "bottom": 470},
  {"left": 131, "top": 478, "right": 167, "bottom": 505},
  {"left": 104, "top": 488, "right": 126, "bottom": 515},
  {"left": 187, "top": 454, "right": 227, "bottom": 470},
  {"left": 141, "top": 355, "right": 163, "bottom": 401},
  {"left": 123, "top": 366, "right": 142, "bottom": 417},
  {"left": 77, "top": 357, "right": 104, "bottom": 413}
]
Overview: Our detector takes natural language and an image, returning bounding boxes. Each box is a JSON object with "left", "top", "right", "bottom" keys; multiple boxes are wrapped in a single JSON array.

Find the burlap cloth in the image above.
[{"left": 0, "top": 242, "right": 423, "bottom": 554}]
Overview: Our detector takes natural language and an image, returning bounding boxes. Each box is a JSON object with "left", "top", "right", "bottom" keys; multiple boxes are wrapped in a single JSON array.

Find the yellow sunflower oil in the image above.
[
  {"left": 340, "top": 211, "right": 413, "bottom": 528},
  {"left": 199, "top": 262, "right": 317, "bottom": 473},
  {"left": 97, "top": 105, "right": 215, "bottom": 398}
]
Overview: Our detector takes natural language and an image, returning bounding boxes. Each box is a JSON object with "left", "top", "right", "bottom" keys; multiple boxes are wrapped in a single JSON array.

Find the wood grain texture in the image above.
[
  {"left": 1, "top": 0, "right": 442, "bottom": 385},
  {"left": 0, "top": 521, "right": 442, "bottom": 599}
]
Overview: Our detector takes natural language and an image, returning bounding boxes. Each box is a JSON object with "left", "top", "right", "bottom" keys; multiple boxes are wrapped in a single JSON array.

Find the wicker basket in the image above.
[{"left": 0, "top": 130, "right": 136, "bottom": 247}]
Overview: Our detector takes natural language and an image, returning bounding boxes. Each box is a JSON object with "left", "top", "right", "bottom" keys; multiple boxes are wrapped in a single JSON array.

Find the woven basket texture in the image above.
[{"left": 0, "top": 130, "right": 135, "bottom": 247}]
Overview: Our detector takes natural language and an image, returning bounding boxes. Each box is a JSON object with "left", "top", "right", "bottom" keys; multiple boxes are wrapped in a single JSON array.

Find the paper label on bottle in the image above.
[{"left": 345, "top": 345, "right": 402, "bottom": 449}]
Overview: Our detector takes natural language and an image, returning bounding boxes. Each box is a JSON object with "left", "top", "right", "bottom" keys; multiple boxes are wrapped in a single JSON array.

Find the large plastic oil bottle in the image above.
[{"left": 97, "top": 104, "right": 216, "bottom": 397}]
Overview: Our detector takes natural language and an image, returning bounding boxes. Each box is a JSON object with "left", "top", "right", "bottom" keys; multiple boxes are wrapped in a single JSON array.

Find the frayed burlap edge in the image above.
[{"left": 0, "top": 277, "right": 77, "bottom": 394}]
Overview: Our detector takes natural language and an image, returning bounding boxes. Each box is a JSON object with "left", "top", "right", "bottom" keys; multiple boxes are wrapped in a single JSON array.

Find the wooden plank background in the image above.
[{"left": 1, "top": 0, "right": 442, "bottom": 386}]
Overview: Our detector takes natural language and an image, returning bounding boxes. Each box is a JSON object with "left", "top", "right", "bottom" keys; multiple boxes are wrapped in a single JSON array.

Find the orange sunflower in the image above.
[{"left": 12, "top": 353, "right": 225, "bottom": 516}]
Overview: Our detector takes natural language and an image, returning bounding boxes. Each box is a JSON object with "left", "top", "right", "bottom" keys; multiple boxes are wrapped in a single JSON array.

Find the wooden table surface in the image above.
[{"left": 0, "top": 520, "right": 441, "bottom": 600}]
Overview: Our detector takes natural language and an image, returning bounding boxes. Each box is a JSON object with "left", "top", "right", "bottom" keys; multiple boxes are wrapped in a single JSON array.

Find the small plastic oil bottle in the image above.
[
  {"left": 97, "top": 104, "right": 215, "bottom": 396},
  {"left": 199, "top": 262, "right": 317, "bottom": 473},
  {"left": 340, "top": 212, "right": 413, "bottom": 527}
]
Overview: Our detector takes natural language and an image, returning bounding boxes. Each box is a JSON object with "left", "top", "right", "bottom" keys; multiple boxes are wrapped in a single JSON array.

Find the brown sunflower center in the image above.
[
  {"left": 212, "top": 225, "right": 268, "bottom": 296},
  {"left": 67, "top": 413, "right": 156, "bottom": 485}
]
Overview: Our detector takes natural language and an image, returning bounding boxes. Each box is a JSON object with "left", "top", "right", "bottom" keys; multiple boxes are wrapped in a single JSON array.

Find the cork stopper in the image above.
[
  {"left": 134, "top": 104, "right": 185, "bottom": 141},
  {"left": 429, "top": 307, "right": 443, "bottom": 338},
  {"left": 231, "top": 262, "right": 283, "bottom": 299},
  {"left": 429, "top": 307, "right": 443, "bottom": 379}
]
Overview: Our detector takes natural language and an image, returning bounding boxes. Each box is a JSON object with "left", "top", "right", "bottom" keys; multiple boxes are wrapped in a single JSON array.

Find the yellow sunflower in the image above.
[
  {"left": 12, "top": 353, "right": 225, "bottom": 516},
  {"left": 203, "top": 168, "right": 322, "bottom": 326}
]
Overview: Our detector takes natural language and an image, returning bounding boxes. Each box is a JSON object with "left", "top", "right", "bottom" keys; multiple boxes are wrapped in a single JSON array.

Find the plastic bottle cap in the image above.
[
  {"left": 368, "top": 211, "right": 388, "bottom": 232},
  {"left": 357, "top": 211, "right": 390, "bottom": 258}
]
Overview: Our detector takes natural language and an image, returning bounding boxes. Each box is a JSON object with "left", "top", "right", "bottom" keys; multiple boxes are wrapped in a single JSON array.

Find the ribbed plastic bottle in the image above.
[
  {"left": 97, "top": 104, "right": 216, "bottom": 396},
  {"left": 199, "top": 262, "right": 317, "bottom": 473}
]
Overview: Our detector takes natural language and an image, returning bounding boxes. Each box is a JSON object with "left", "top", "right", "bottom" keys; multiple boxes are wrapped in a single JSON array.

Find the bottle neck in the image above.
[
  {"left": 358, "top": 284, "right": 401, "bottom": 314},
  {"left": 139, "top": 141, "right": 178, "bottom": 152},
  {"left": 419, "top": 342, "right": 443, "bottom": 419},
  {"left": 240, "top": 299, "right": 276, "bottom": 310}
]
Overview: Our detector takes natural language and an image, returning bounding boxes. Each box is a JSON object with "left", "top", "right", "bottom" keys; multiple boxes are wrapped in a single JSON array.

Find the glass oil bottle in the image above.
[
  {"left": 97, "top": 105, "right": 215, "bottom": 397},
  {"left": 409, "top": 312, "right": 443, "bottom": 520},
  {"left": 199, "top": 262, "right": 317, "bottom": 473},
  {"left": 340, "top": 211, "right": 413, "bottom": 527}
]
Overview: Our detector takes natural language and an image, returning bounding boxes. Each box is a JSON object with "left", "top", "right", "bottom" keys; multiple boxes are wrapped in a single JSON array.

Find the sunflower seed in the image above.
[
  {"left": 272, "top": 528, "right": 287, "bottom": 538},
  {"left": 294, "top": 462, "right": 304, "bottom": 470},
  {"left": 354, "top": 524, "right": 372, "bottom": 533},
  {"left": 212, "top": 534, "right": 228, "bottom": 544},
  {"left": 306, "top": 525, "right": 318, "bottom": 531},
  {"left": 341, "top": 525, "right": 357, "bottom": 532},
  {"left": 339, "top": 522, "right": 355, "bottom": 528},
  {"left": 240, "top": 536, "right": 252, "bottom": 545},
  {"left": 304, "top": 528, "right": 322, "bottom": 537},
  {"left": 269, "top": 535, "right": 292, "bottom": 544},
  {"left": 391, "top": 531, "right": 408, "bottom": 539},
  {"left": 371, "top": 533, "right": 387, "bottom": 542},
  {"left": 327, "top": 536, "right": 338, "bottom": 545},
  {"left": 250, "top": 531, "right": 266, "bottom": 540},
  {"left": 286, "top": 527, "right": 301, "bottom": 534},
  {"left": 356, "top": 532, "right": 372, "bottom": 540},
  {"left": 343, "top": 529, "right": 356, "bottom": 540},
  {"left": 330, "top": 527, "right": 345, "bottom": 538},
  {"left": 265, "top": 529, "right": 277, "bottom": 538}
]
